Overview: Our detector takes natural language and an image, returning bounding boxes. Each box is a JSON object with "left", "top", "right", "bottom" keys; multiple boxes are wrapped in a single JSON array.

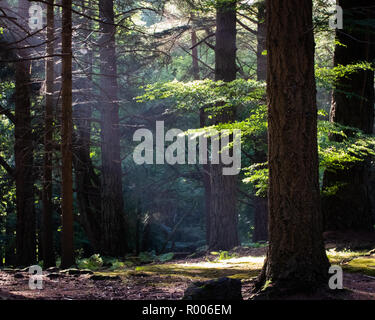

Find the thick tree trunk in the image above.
[
  {"left": 15, "top": 0, "right": 36, "bottom": 266},
  {"left": 257, "top": 0, "right": 329, "bottom": 293},
  {"left": 60, "top": 0, "right": 74, "bottom": 269},
  {"left": 99, "top": 0, "right": 127, "bottom": 256},
  {"left": 208, "top": 0, "right": 239, "bottom": 251},
  {"left": 42, "top": 0, "right": 56, "bottom": 268},
  {"left": 322, "top": 0, "right": 375, "bottom": 232}
]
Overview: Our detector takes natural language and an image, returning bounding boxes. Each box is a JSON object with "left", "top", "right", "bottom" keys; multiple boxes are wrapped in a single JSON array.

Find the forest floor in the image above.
[{"left": 1, "top": 241, "right": 375, "bottom": 300}]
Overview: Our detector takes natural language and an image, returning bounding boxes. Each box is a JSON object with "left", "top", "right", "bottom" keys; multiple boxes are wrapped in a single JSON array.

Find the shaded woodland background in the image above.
[{"left": 0, "top": 0, "right": 374, "bottom": 297}]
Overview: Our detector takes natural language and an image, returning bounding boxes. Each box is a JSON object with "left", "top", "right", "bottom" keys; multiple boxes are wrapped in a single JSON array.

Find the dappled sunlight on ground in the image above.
[
  {"left": 133, "top": 255, "right": 266, "bottom": 281},
  {"left": 1, "top": 247, "right": 375, "bottom": 300},
  {"left": 180, "top": 256, "right": 266, "bottom": 268}
]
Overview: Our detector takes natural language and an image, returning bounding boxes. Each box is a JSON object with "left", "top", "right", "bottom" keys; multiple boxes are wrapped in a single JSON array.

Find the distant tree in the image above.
[
  {"left": 99, "top": 0, "right": 128, "bottom": 256},
  {"left": 256, "top": 0, "right": 330, "bottom": 294},
  {"left": 42, "top": 0, "right": 56, "bottom": 268},
  {"left": 72, "top": 0, "right": 101, "bottom": 254},
  {"left": 15, "top": 0, "right": 36, "bottom": 266},
  {"left": 60, "top": 0, "right": 74, "bottom": 269},
  {"left": 322, "top": 0, "right": 375, "bottom": 232},
  {"left": 252, "top": 0, "right": 268, "bottom": 243},
  {"left": 208, "top": 0, "right": 239, "bottom": 250}
]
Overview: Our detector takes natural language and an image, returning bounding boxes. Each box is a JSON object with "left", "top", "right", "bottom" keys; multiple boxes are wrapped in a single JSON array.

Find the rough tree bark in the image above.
[
  {"left": 60, "top": 0, "right": 74, "bottom": 269},
  {"left": 208, "top": 0, "right": 239, "bottom": 250},
  {"left": 322, "top": 0, "right": 375, "bottom": 232},
  {"left": 15, "top": 0, "right": 36, "bottom": 266},
  {"left": 42, "top": 0, "right": 56, "bottom": 268},
  {"left": 99, "top": 0, "right": 127, "bottom": 256},
  {"left": 256, "top": 0, "right": 330, "bottom": 293}
]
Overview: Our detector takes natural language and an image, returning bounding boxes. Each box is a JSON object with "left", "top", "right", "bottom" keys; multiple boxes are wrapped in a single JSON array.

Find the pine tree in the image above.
[
  {"left": 99, "top": 0, "right": 127, "bottom": 256},
  {"left": 15, "top": 0, "right": 36, "bottom": 267},
  {"left": 322, "top": 0, "right": 375, "bottom": 232},
  {"left": 60, "top": 0, "right": 74, "bottom": 269},
  {"left": 42, "top": 0, "right": 56, "bottom": 268},
  {"left": 208, "top": 0, "right": 239, "bottom": 250},
  {"left": 256, "top": 0, "right": 330, "bottom": 294}
]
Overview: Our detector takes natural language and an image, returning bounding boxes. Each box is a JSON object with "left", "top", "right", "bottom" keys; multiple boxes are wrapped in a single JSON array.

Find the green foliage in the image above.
[
  {"left": 137, "top": 76, "right": 375, "bottom": 202},
  {"left": 77, "top": 254, "right": 103, "bottom": 271},
  {"left": 138, "top": 251, "right": 157, "bottom": 263},
  {"left": 262, "top": 279, "right": 272, "bottom": 291},
  {"left": 243, "top": 163, "right": 268, "bottom": 197},
  {"left": 219, "top": 251, "right": 236, "bottom": 260},
  {"left": 157, "top": 252, "right": 174, "bottom": 262},
  {"left": 211, "top": 250, "right": 238, "bottom": 261},
  {"left": 243, "top": 119, "right": 375, "bottom": 196},
  {"left": 136, "top": 79, "right": 265, "bottom": 114},
  {"left": 316, "top": 62, "right": 375, "bottom": 89},
  {"left": 108, "top": 260, "right": 125, "bottom": 271},
  {"left": 318, "top": 121, "right": 375, "bottom": 172}
]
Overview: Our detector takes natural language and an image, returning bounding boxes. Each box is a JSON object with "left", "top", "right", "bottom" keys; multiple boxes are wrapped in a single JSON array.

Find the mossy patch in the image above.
[
  {"left": 327, "top": 249, "right": 368, "bottom": 265},
  {"left": 343, "top": 257, "right": 375, "bottom": 277},
  {"left": 133, "top": 256, "right": 264, "bottom": 281},
  {"left": 326, "top": 249, "right": 375, "bottom": 277}
]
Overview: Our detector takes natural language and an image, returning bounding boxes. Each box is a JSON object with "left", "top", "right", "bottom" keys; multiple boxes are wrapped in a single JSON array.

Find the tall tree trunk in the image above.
[
  {"left": 99, "top": 0, "right": 127, "bottom": 256},
  {"left": 72, "top": 0, "right": 101, "bottom": 253},
  {"left": 322, "top": 0, "right": 375, "bottom": 232},
  {"left": 257, "top": 0, "right": 329, "bottom": 293},
  {"left": 208, "top": 0, "right": 239, "bottom": 250},
  {"left": 190, "top": 17, "right": 212, "bottom": 246},
  {"left": 60, "top": 0, "right": 74, "bottom": 269},
  {"left": 15, "top": 0, "right": 36, "bottom": 266},
  {"left": 42, "top": 0, "right": 56, "bottom": 268}
]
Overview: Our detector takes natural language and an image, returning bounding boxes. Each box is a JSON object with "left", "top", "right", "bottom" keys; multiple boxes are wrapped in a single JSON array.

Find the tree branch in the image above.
[
  {"left": 0, "top": 104, "right": 15, "bottom": 123},
  {"left": 0, "top": 155, "right": 15, "bottom": 178},
  {"left": 189, "top": 33, "right": 215, "bottom": 50},
  {"left": 237, "top": 19, "right": 258, "bottom": 36}
]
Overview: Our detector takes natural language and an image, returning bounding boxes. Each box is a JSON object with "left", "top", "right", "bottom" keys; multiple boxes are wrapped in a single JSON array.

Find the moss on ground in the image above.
[
  {"left": 342, "top": 257, "right": 375, "bottom": 277},
  {"left": 326, "top": 249, "right": 375, "bottom": 277},
  {"left": 133, "top": 256, "right": 264, "bottom": 281},
  {"left": 327, "top": 249, "right": 368, "bottom": 265},
  {"left": 88, "top": 249, "right": 375, "bottom": 288},
  {"left": 91, "top": 256, "right": 265, "bottom": 287}
]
